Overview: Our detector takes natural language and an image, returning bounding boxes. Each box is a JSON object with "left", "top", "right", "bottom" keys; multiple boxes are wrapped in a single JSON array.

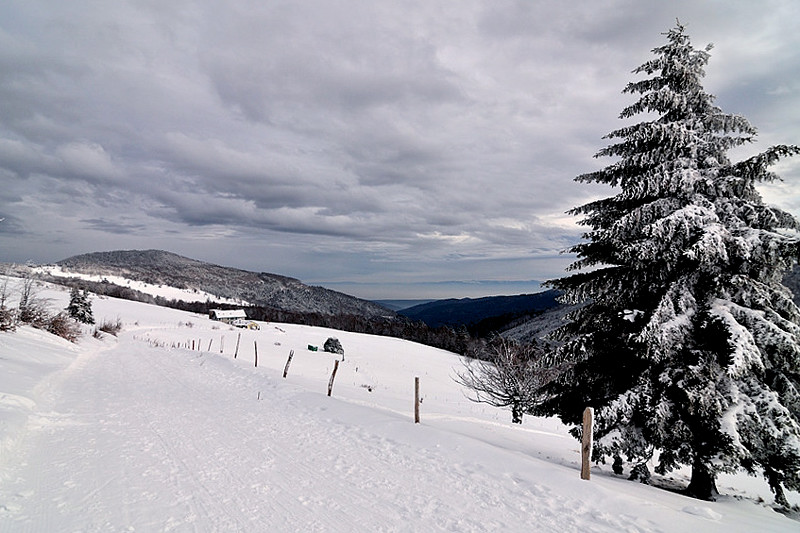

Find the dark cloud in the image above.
[{"left": 0, "top": 0, "right": 797, "bottom": 298}]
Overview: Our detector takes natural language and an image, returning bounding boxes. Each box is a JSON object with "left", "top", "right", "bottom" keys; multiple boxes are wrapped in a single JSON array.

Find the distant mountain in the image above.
[
  {"left": 372, "top": 299, "right": 436, "bottom": 312},
  {"left": 500, "top": 303, "right": 578, "bottom": 345},
  {"left": 399, "top": 290, "right": 562, "bottom": 330},
  {"left": 56, "top": 250, "right": 394, "bottom": 318}
]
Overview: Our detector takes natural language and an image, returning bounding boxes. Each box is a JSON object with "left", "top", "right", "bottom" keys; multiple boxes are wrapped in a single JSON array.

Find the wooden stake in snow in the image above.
[
  {"left": 220, "top": 336, "right": 224, "bottom": 354},
  {"left": 283, "top": 349, "right": 295, "bottom": 378},
  {"left": 254, "top": 341, "right": 258, "bottom": 367},
  {"left": 327, "top": 359, "right": 340, "bottom": 397},
  {"left": 234, "top": 332, "right": 241, "bottom": 359},
  {"left": 207, "top": 339, "right": 213, "bottom": 352},
  {"left": 414, "top": 376, "right": 420, "bottom": 424},
  {"left": 192, "top": 340, "right": 195, "bottom": 351},
  {"left": 581, "top": 407, "right": 594, "bottom": 481}
]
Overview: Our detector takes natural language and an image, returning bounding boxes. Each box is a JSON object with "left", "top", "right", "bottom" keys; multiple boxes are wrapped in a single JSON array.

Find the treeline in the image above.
[
  {"left": 465, "top": 309, "right": 549, "bottom": 339},
  {"left": 245, "top": 305, "right": 478, "bottom": 355},
  {"left": 43, "top": 276, "right": 213, "bottom": 313},
  {"left": 42, "top": 275, "right": 486, "bottom": 356}
]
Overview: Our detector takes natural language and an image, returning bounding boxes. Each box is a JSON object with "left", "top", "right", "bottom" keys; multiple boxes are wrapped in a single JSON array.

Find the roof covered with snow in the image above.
[{"left": 209, "top": 309, "right": 246, "bottom": 319}]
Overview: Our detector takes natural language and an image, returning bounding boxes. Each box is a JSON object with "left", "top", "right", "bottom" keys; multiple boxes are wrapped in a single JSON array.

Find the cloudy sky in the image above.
[{"left": 1, "top": 1, "right": 798, "bottom": 299}]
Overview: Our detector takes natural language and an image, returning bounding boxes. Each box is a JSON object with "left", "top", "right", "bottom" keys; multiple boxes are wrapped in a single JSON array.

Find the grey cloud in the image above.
[
  {"left": 0, "top": 0, "right": 797, "bottom": 298},
  {"left": 0, "top": 213, "right": 24, "bottom": 235},
  {"left": 201, "top": 2, "right": 464, "bottom": 122}
]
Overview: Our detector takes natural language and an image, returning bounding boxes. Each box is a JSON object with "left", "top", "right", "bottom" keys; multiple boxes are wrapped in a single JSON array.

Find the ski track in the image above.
[{"left": 1, "top": 317, "right": 797, "bottom": 532}]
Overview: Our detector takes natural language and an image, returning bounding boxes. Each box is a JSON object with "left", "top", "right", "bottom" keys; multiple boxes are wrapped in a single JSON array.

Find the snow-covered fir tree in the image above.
[
  {"left": 542, "top": 23, "right": 800, "bottom": 504},
  {"left": 67, "top": 287, "right": 95, "bottom": 325}
]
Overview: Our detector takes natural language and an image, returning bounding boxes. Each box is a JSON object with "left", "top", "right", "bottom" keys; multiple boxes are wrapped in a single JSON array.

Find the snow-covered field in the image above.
[
  {"left": 33, "top": 265, "right": 250, "bottom": 306},
  {"left": 0, "top": 278, "right": 797, "bottom": 532}
]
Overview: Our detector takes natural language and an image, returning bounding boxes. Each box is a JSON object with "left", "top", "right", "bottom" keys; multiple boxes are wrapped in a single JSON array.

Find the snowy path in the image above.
[
  {"left": 2, "top": 334, "right": 597, "bottom": 532},
  {"left": 1, "top": 304, "right": 797, "bottom": 531}
]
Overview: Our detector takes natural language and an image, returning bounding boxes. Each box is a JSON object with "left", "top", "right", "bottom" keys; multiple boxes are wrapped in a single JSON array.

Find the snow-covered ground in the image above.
[
  {"left": 33, "top": 265, "right": 249, "bottom": 306},
  {"left": 0, "top": 277, "right": 797, "bottom": 532}
]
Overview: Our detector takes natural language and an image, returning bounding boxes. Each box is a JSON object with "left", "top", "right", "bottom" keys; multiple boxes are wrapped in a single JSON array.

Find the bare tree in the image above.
[
  {"left": 455, "top": 338, "right": 554, "bottom": 424},
  {"left": 0, "top": 270, "right": 14, "bottom": 331},
  {"left": 16, "top": 277, "right": 54, "bottom": 329}
]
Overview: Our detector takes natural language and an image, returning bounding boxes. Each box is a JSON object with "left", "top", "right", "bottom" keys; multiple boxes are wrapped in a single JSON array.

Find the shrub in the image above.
[
  {"left": 97, "top": 317, "right": 123, "bottom": 336},
  {"left": 0, "top": 306, "right": 15, "bottom": 332},
  {"left": 45, "top": 312, "right": 81, "bottom": 343},
  {"left": 323, "top": 337, "right": 344, "bottom": 356},
  {"left": 16, "top": 278, "right": 50, "bottom": 328},
  {"left": 0, "top": 276, "right": 13, "bottom": 331}
]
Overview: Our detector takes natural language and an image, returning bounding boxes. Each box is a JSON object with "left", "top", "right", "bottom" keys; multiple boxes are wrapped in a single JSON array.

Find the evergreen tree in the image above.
[
  {"left": 67, "top": 287, "right": 95, "bottom": 325},
  {"left": 543, "top": 23, "right": 800, "bottom": 504}
]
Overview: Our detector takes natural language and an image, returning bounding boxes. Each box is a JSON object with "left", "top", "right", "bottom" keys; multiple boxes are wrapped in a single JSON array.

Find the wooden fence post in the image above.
[
  {"left": 220, "top": 336, "right": 224, "bottom": 354},
  {"left": 191, "top": 340, "right": 195, "bottom": 351},
  {"left": 207, "top": 339, "right": 213, "bottom": 352},
  {"left": 581, "top": 407, "right": 594, "bottom": 480},
  {"left": 283, "top": 349, "right": 295, "bottom": 378},
  {"left": 234, "top": 332, "right": 241, "bottom": 359},
  {"left": 414, "top": 377, "right": 420, "bottom": 424},
  {"left": 254, "top": 341, "right": 258, "bottom": 367},
  {"left": 327, "top": 360, "right": 340, "bottom": 397}
]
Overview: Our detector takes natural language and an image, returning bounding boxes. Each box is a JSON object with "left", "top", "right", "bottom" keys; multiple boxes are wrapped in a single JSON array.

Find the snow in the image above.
[
  {"left": 33, "top": 265, "right": 250, "bottom": 306},
  {"left": 1, "top": 278, "right": 798, "bottom": 532},
  {"left": 622, "top": 309, "right": 644, "bottom": 323}
]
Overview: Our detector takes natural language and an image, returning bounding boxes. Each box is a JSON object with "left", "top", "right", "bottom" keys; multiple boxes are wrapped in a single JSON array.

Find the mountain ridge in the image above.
[
  {"left": 399, "top": 290, "right": 562, "bottom": 330},
  {"left": 55, "top": 249, "right": 393, "bottom": 318}
]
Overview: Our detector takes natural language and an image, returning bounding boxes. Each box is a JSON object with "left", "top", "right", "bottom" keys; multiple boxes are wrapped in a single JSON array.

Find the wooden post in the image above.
[
  {"left": 191, "top": 340, "right": 195, "bottom": 351},
  {"left": 220, "top": 336, "right": 224, "bottom": 354},
  {"left": 254, "top": 341, "right": 258, "bottom": 367},
  {"left": 581, "top": 407, "right": 594, "bottom": 481},
  {"left": 414, "top": 377, "right": 420, "bottom": 424},
  {"left": 207, "top": 339, "right": 213, "bottom": 352},
  {"left": 283, "top": 349, "right": 295, "bottom": 378},
  {"left": 234, "top": 332, "right": 241, "bottom": 359},
  {"left": 327, "top": 360, "right": 340, "bottom": 397}
]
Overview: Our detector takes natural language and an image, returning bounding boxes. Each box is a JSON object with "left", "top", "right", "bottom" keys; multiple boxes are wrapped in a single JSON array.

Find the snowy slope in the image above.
[
  {"left": 0, "top": 278, "right": 797, "bottom": 532},
  {"left": 34, "top": 264, "right": 250, "bottom": 306}
]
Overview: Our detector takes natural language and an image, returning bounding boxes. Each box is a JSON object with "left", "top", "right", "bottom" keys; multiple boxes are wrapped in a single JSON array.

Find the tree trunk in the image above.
[
  {"left": 765, "top": 467, "right": 789, "bottom": 508},
  {"left": 685, "top": 460, "right": 718, "bottom": 501},
  {"left": 511, "top": 402, "right": 523, "bottom": 424}
]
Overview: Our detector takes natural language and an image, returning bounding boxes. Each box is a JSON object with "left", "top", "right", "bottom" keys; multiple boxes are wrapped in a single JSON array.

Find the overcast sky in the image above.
[{"left": 1, "top": 1, "right": 798, "bottom": 299}]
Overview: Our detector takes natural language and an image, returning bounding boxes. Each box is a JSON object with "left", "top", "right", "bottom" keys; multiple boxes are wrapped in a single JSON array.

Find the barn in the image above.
[{"left": 208, "top": 309, "right": 247, "bottom": 324}]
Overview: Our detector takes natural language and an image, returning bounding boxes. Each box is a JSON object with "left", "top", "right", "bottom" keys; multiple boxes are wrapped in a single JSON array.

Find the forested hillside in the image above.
[{"left": 56, "top": 250, "right": 392, "bottom": 318}]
